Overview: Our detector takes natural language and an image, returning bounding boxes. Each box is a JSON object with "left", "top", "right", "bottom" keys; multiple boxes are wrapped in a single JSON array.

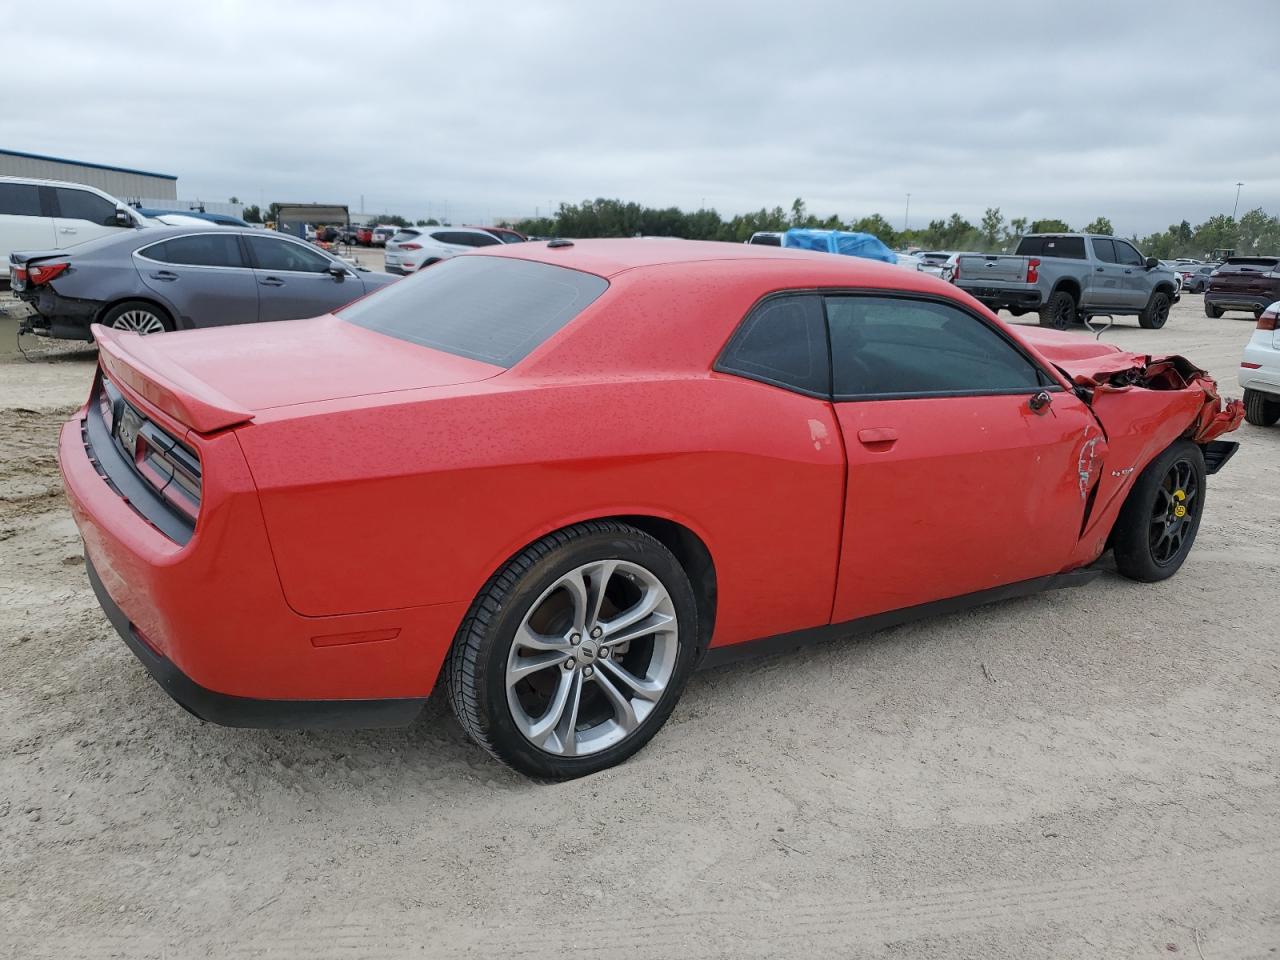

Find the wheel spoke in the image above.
[
  {"left": 554, "top": 672, "right": 585, "bottom": 756},
  {"left": 584, "top": 560, "right": 616, "bottom": 633},
  {"left": 592, "top": 668, "right": 638, "bottom": 734},
  {"left": 524, "top": 670, "right": 577, "bottom": 748},
  {"left": 599, "top": 585, "right": 667, "bottom": 643},
  {"left": 513, "top": 623, "right": 570, "bottom": 653},
  {"left": 507, "top": 650, "right": 569, "bottom": 684},
  {"left": 599, "top": 658, "right": 665, "bottom": 702}
]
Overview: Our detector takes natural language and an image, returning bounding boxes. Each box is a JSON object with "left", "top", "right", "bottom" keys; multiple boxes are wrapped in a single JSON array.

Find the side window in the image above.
[
  {"left": 1091, "top": 238, "right": 1117, "bottom": 263},
  {"left": 1114, "top": 241, "right": 1143, "bottom": 267},
  {"left": 0, "top": 182, "right": 42, "bottom": 217},
  {"left": 141, "top": 234, "right": 245, "bottom": 268},
  {"left": 54, "top": 187, "right": 118, "bottom": 226},
  {"left": 245, "top": 235, "right": 334, "bottom": 273},
  {"left": 1039, "top": 236, "right": 1086, "bottom": 259},
  {"left": 826, "top": 296, "right": 1044, "bottom": 399},
  {"left": 715, "top": 295, "right": 829, "bottom": 396}
]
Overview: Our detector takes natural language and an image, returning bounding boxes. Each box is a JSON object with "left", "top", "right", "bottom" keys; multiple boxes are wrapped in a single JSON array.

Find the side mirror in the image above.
[
  {"left": 1145, "top": 257, "right": 1159, "bottom": 270},
  {"left": 326, "top": 263, "right": 347, "bottom": 280},
  {"left": 115, "top": 208, "right": 135, "bottom": 227}
]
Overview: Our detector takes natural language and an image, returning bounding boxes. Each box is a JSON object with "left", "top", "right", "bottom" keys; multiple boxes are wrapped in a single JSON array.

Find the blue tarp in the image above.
[{"left": 782, "top": 228, "right": 898, "bottom": 264}]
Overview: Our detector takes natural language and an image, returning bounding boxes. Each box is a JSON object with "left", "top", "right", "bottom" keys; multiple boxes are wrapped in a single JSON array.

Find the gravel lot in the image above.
[{"left": 1, "top": 291, "right": 1277, "bottom": 959}]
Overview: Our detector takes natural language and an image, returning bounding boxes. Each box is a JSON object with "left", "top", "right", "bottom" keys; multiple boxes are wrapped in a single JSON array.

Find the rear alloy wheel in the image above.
[
  {"left": 1113, "top": 440, "right": 1206, "bottom": 582},
  {"left": 100, "top": 300, "right": 174, "bottom": 336},
  {"left": 446, "top": 521, "right": 699, "bottom": 779},
  {"left": 1138, "top": 291, "right": 1171, "bottom": 329},
  {"left": 1038, "top": 290, "right": 1077, "bottom": 330},
  {"left": 1244, "top": 388, "right": 1280, "bottom": 427},
  {"left": 1204, "top": 301, "right": 1224, "bottom": 318}
]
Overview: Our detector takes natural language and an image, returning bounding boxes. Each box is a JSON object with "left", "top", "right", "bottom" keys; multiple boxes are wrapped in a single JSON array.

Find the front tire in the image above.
[
  {"left": 1244, "top": 388, "right": 1280, "bottom": 426},
  {"left": 1113, "top": 440, "right": 1206, "bottom": 583},
  {"left": 1038, "top": 290, "right": 1077, "bottom": 330},
  {"left": 445, "top": 521, "right": 700, "bottom": 780},
  {"left": 1138, "top": 291, "right": 1171, "bottom": 329},
  {"left": 100, "top": 300, "right": 174, "bottom": 335}
]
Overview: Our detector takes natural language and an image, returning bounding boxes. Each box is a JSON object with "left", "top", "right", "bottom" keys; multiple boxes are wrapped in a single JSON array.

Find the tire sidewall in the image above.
[
  {"left": 1142, "top": 292, "right": 1170, "bottom": 329},
  {"left": 474, "top": 529, "right": 700, "bottom": 779}
]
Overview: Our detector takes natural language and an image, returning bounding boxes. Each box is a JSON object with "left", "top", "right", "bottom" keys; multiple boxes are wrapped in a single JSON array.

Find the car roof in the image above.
[{"left": 470, "top": 237, "right": 925, "bottom": 284}]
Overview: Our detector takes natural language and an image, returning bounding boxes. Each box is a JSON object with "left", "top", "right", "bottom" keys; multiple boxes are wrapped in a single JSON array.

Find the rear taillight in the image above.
[
  {"left": 400, "top": 243, "right": 422, "bottom": 251},
  {"left": 952, "top": 261, "right": 960, "bottom": 282},
  {"left": 27, "top": 261, "right": 70, "bottom": 285},
  {"left": 1258, "top": 310, "right": 1278, "bottom": 332},
  {"left": 1026, "top": 258, "right": 1040, "bottom": 284}
]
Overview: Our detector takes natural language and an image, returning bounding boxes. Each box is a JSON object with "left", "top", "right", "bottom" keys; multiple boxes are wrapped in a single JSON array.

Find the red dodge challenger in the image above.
[{"left": 59, "top": 239, "right": 1244, "bottom": 779}]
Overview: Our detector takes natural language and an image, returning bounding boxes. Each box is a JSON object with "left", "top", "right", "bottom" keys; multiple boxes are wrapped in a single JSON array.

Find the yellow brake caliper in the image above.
[{"left": 1172, "top": 489, "right": 1187, "bottom": 519}]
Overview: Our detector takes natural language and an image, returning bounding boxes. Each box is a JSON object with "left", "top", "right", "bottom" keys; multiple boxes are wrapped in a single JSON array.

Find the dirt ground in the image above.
[{"left": 1, "top": 290, "right": 1277, "bottom": 959}]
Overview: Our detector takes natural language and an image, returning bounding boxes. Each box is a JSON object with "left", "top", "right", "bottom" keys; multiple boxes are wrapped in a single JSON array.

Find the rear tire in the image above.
[
  {"left": 445, "top": 520, "right": 700, "bottom": 780},
  {"left": 1038, "top": 290, "right": 1077, "bottom": 330},
  {"left": 1113, "top": 440, "right": 1206, "bottom": 583},
  {"left": 99, "top": 300, "right": 175, "bottom": 336},
  {"left": 1244, "top": 388, "right": 1280, "bottom": 426},
  {"left": 1138, "top": 291, "right": 1171, "bottom": 329},
  {"left": 1204, "top": 302, "right": 1223, "bottom": 318}
]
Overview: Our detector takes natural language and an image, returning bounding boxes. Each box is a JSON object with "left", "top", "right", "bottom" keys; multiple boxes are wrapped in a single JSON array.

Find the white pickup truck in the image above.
[{"left": 956, "top": 233, "right": 1180, "bottom": 330}]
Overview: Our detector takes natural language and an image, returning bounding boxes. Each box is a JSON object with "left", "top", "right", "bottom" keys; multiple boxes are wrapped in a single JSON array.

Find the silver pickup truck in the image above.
[{"left": 956, "top": 233, "right": 1180, "bottom": 330}]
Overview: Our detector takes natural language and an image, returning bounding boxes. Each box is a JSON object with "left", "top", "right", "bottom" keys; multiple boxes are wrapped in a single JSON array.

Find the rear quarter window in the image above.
[
  {"left": 340, "top": 255, "right": 608, "bottom": 368},
  {"left": 1017, "top": 236, "right": 1086, "bottom": 259}
]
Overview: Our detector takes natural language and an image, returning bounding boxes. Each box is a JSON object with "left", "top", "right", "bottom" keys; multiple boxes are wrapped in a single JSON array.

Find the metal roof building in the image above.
[{"left": 0, "top": 147, "right": 178, "bottom": 201}]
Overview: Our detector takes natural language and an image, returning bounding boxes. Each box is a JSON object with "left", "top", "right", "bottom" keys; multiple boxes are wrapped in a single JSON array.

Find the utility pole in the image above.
[
  {"left": 1232, "top": 182, "right": 1244, "bottom": 220},
  {"left": 903, "top": 193, "right": 911, "bottom": 233}
]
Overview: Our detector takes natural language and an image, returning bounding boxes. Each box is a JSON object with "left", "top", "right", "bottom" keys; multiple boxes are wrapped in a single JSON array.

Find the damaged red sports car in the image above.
[{"left": 59, "top": 239, "right": 1244, "bottom": 779}]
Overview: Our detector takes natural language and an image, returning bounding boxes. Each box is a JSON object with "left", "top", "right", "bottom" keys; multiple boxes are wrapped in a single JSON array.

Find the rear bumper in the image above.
[
  {"left": 1206, "top": 291, "right": 1277, "bottom": 313},
  {"left": 385, "top": 264, "right": 412, "bottom": 276},
  {"left": 957, "top": 284, "right": 1042, "bottom": 308},
  {"left": 59, "top": 407, "right": 469, "bottom": 715},
  {"left": 87, "top": 558, "right": 426, "bottom": 728},
  {"left": 16, "top": 286, "right": 98, "bottom": 339}
]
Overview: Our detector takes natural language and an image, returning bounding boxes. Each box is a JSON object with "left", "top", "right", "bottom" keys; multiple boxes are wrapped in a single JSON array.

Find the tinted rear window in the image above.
[
  {"left": 1221, "top": 258, "right": 1280, "bottom": 271},
  {"left": 1015, "top": 236, "right": 1086, "bottom": 259},
  {"left": 340, "top": 256, "right": 608, "bottom": 368},
  {"left": 0, "top": 182, "right": 41, "bottom": 217}
]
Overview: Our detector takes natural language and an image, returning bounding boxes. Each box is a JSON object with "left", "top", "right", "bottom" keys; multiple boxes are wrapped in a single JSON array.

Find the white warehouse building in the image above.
[{"left": 0, "top": 147, "right": 178, "bottom": 203}]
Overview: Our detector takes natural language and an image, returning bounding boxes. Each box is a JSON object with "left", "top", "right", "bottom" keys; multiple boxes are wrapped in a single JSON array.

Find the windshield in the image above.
[{"left": 340, "top": 255, "right": 609, "bottom": 368}]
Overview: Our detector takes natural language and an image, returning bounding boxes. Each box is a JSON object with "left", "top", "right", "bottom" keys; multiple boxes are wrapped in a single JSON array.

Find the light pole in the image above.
[
  {"left": 903, "top": 193, "right": 911, "bottom": 234},
  {"left": 1232, "top": 182, "right": 1244, "bottom": 220}
]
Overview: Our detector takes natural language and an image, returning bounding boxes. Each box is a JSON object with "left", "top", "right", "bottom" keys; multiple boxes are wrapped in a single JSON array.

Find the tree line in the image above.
[
  {"left": 235, "top": 196, "right": 1280, "bottom": 258},
  {"left": 502, "top": 198, "right": 1278, "bottom": 259}
]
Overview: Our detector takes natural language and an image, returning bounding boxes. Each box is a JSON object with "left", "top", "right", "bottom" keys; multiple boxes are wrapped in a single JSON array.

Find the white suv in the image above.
[
  {"left": 0, "top": 177, "right": 146, "bottom": 275},
  {"left": 1241, "top": 300, "right": 1280, "bottom": 427},
  {"left": 383, "top": 226, "right": 502, "bottom": 274}
]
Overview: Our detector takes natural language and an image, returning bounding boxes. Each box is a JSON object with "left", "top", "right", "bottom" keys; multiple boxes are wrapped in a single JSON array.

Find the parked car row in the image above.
[{"left": 9, "top": 226, "right": 396, "bottom": 339}]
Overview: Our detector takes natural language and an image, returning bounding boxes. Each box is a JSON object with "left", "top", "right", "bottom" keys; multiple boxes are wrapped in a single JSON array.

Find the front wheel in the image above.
[
  {"left": 1138, "top": 291, "right": 1171, "bottom": 329},
  {"left": 1244, "top": 388, "right": 1280, "bottom": 427},
  {"left": 1112, "top": 440, "right": 1206, "bottom": 583},
  {"left": 445, "top": 521, "right": 700, "bottom": 780}
]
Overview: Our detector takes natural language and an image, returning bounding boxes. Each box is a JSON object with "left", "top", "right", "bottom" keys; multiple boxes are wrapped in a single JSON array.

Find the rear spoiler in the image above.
[{"left": 92, "top": 324, "right": 254, "bottom": 434}]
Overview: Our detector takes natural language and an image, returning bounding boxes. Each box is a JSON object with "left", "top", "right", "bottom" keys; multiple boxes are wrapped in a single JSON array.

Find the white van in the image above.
[{"left": 1, "top": 176, "right": 146, "bottom": 276}]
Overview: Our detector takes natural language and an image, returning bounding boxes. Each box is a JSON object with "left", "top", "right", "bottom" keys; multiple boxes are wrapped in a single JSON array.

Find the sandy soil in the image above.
[{"left": 1, "top": 292, "right": 1277, "bottom": 959}]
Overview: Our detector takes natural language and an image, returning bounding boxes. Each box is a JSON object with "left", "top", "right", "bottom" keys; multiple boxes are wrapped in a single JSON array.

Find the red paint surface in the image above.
[{"left": 60, "top": 240, "right": 1242, "bottom": 703}]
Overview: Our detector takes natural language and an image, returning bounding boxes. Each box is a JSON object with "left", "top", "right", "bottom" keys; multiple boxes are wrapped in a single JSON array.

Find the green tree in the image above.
[
  {"left": 1030, "top": 218, "right": 1071, "bottom": 233},
  {"left": 848, "top": 213, "right": 898, "bottom": 247},
  {"left": 241, "top": 204, "right": 262, "bottom": 223},
  {"left": 980, "top": 207, "right": 1004, "bottom": 249},
  {"left": 1006, "top": 217, "right": 1029, "bottom": 245},
  {"left": 1083, "top": 216, "right": 1114, "bottom": 235},
  {"left": 228, "top": 196, "right": 240, "bottom": 204},
  {"left": 789, "top": 198, "right": 808, "bottom": 227}
]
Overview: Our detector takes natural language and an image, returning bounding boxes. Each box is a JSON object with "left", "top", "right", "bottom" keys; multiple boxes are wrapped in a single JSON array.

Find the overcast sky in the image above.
[{"left": 9, "top": 1, "right": 1279, "bottom": 234}]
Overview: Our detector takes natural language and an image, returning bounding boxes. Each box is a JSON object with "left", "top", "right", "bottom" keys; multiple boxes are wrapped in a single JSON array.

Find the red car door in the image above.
[{"left": 824, "top": 294, "right": 1099, "bottom": 624}]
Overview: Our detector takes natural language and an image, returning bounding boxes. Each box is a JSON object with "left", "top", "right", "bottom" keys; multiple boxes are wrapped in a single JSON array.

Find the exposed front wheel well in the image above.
[{"left": 614, "top": 515, "right": 718, "bottom": 651}]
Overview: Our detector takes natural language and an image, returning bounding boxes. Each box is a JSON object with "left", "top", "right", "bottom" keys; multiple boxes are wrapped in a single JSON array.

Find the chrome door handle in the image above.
[{"left": 59, "top": 228, "right": 77, "bottom": 234}]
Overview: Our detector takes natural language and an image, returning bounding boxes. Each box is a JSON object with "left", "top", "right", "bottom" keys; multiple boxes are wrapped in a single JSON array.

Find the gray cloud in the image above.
[{"left": 8, "top": 0, "right": 1279, "bottom": 234}]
